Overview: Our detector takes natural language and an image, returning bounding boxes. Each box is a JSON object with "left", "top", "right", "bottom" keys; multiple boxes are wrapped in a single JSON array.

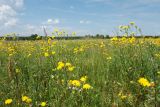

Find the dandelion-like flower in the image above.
[
  {"left": 22, "top": 95, "right": 32, "bottom": 103},
  {"left": 22, "top": 96, "right": 28, "bottom": 102},
  {"left": 130, "top": 22, "right": 135, "bottom": 25},
  {"left": 44, "top": 52, "right": 49, "bottom": 57},
  {"left": 68, "top": 66, "right": 75, "bottom": 72},
  {"left": 80, "top": 76, "right": 87, "bottom": 82},
  {"left": 5, "top": 99, "right": 12, "bottom": 105},
  {"left": 57, "top": 61, "right": 65, "bottom": 70},
  {"left": 41, "top": 102, "right": 47, "bottom": 107},
  {"left": 138, "top": 77, "right": 150, "bottom": 87},
  {"left": 83, "top": 84, "right": 92, "bottom": 90},
  {"left": 69, "top": 80, "right": 81, "bottom": 87}
]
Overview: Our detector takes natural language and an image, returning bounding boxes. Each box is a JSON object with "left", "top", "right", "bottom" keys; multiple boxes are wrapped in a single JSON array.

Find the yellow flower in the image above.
[
  {"left": 129, "top": 37, "right": 136, "bottom": 43},
  {"left": 138, "top": 77, "right": 150, "bottom": 87},
  {"left": 79, "top": 48, "right": 84, "bottom": 52},
  {"left": 57, "top": 61, "right": 65, "bottom": 70},
  {"left": 41, "top": 102, "right": 47, "bottom": 107},
  {"left": 44, "top": 52, "right": 49, "bottom": 57},
  {"left": 22, "top": 96, "right": 28, "bottom": 102},
  {"left": 22, "top": 95, "right": 32, "bottom": 103},
  {"left": 111, "top": 37, "right": 118, "bottom": 41},
  {"left": 5, "top": 99, "right": 13, "bottom": 105},
  {"left": 65, "top": 62, "right": 72, "bottom": 67},
  {"left": 68, "top": 66, "right": 75, "bottom": 72},
  {"left": 130, "top": 22, "right": 135, "bottom": 25},
  {"left": 80, "top": 76, "right": 87, "bottom": 82},
  {"left": 121, "top": 95, "right": 127, "bottom": 100},
  {"left": 83, "top": 84, "right": 92, "bottom": 90},
  {"left": 26, "top": 98, "right": 32, "bottom": 103},
  {"left": 16, "top": 68, "right": 21, "bottom": 73},
  {"left": 52, "top": 51, "right": 56, "bottom": 55},
  {"left": 71, "top": 80, "right": 81, "bottom": 87}
]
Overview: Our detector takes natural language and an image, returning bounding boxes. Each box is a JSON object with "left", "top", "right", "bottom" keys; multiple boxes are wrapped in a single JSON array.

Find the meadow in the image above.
[{"left": 0, "top": 23, "right": 160, "bottom": 107}]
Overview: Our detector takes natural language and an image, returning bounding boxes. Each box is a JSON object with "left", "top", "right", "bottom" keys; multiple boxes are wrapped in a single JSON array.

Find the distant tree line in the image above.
[{"left": 0, "top": 34, "right": 160, "bottom": 41}]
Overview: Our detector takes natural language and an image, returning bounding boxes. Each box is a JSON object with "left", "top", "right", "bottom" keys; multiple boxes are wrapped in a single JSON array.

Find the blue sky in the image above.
[{"left": 0, "top": 0, "right": 160, "bottom": 36}]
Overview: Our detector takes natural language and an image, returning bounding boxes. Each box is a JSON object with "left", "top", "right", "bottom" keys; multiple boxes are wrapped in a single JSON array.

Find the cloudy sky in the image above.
[{"left": 0, "top": 0, "right": 160, "bottom": 36}]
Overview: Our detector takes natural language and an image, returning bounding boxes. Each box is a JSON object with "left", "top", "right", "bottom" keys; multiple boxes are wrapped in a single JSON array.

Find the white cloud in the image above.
[
  {"left": 80, "top": 20, "right": 84, "bottom": 24},
  {"left": 13, "top": 0, "right": 24, "bottom": 8},
  {"left": 4, "top": 18, "right": 18, "bottom": 27},
  {"left": 47, "top": 19, "right": 52, "bottom": 23},
  {"left": 0, "top": 0, "right": 24, "bottom": 28},
  {"left": 0, "top": 0, "right": 24, "bottom": 8},
  {"left": 47, "top": 18, "right": 60, "bottom": 24},
  {"left": 80, "top": 20, "right": 91, "bottom": 24},
  {"left": 0, "top": 5, "right": 17, "bottom": 26}
]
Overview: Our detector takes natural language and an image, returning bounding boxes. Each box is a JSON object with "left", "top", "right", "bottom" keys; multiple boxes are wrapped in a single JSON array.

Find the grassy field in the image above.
[
  {"left": 0, "top": 23, "right": 160, "bottom": 107},
  {"left": 0, "top": 38, "right": 160, "bottom": 107}
]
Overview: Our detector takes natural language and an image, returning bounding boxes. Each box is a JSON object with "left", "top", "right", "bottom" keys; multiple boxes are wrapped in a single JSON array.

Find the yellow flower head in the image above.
[
  {"left": 68, "top": 66, "right": 75, "bottom": 72},
  {"left": 44, "top": 52, "right": 49, "bottom": 57},
  {"left": 83, "top": 84, "right": 92, "bottom": 90},
  {"left": 5, "top": 99, "right": 13, "bottom": 105},
  {"left": 52, "top": 51, "right": 56, "bottom": 55},
  {"left": 70, "top": 80, "right": 81, "bottom": 87},
  {"left": 16, "top": 68, "right": 21, "bottom": 73},
  {"left": 130, "top": 22, "right": 135, "bottom": 25},
  {"left": 138, "top": 77, "right": 150, "bottom": 87},
  {"left": 22, "top": 95, "right": 32, "bottom": 103},
  {"left": 111, "top": 37, "right": 118, "bottom": 41},
  {"left": 80, "top": 76, "right": 87, "bottom": 82},
  {"left": 65, "top": 62, "right": 72, "bottom": 67},
  {"left": 57, "top": 61, "right": 65, "bottom": 70},
  {"left": 22, "top": 96, "right": 28, "bottom": 102},
  {"left": 41, "top": 102, "right": 47, "bottom": 107},
  {"left": 121, "top": 95, "right": 127, "bottom": 100}
]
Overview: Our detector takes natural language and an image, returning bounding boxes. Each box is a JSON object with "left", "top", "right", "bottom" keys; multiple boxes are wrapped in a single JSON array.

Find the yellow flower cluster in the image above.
[
  {"left": 69, "top": 76, "right": 92, "bottom": 90},
  {"left": 83, "top": 84, "right": 92, "bottom": 90},
  {"left": 57, "top": 61, "right": 65, "bottom": 70},
  {"left": 100, "top": 42, "right": 105, "bottom": 48},
  {"left": 56, "top": 61, "right": 75, "bottom": 72},
  {"left": 69, "top": 80, "right": 81, "bottom": 87},
  {"left": 5, "top": 97, "right": 47, "bottom": 106},
  {"left": 155, "top": 53, "right": 160, "bottom": 58},
  {"left": 138, "top": 77, "right": 150, "bottom": 87},
  {"left": 111, "top": 36, "right": 136, "bottom": 44},
  {"left": 44, "top": 51, "right": 56, "bottom": 57},
  {"left": 22, "top": 95, "right": 32, "bottom": 103},
  {"left": 8, "top": 46, "right": 16, "bottom": 56},
  {"left": 80, "top": 76, "right": 87, "bottom": 82},
  {"left": 73, "top": 47, "right": 84, "bottom": 54}
]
